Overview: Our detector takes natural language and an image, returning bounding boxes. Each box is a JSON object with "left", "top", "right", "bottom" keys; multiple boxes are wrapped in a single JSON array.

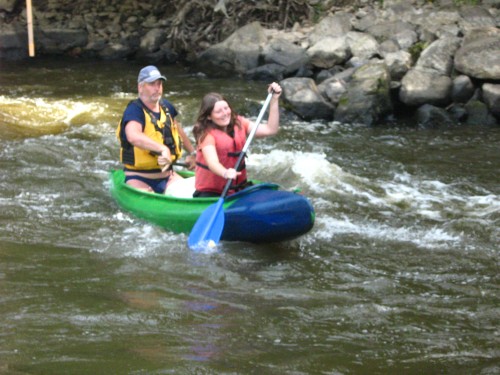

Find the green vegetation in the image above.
[{"left": 408, "top": 42, "right": 429, "bottom": 64}]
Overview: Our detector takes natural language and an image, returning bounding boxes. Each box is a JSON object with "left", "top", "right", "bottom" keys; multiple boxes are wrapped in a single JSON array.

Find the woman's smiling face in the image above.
[{"left": 209, "top": 100, "right": 232, "bottom": 128}]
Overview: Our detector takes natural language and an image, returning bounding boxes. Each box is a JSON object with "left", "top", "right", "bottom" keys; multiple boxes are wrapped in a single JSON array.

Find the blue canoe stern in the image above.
[{"left": 221, "top": 187, "right": 315, "bottom": 243}]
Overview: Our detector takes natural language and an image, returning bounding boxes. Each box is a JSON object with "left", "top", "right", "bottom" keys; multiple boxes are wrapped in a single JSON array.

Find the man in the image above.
[{"left": 116, "top": 65, "right": 196, "bottom": 193}]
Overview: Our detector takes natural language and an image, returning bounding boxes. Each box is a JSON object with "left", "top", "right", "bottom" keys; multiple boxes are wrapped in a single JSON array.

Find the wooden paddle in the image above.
[{"left": 188, "top": 91, "right": 274, "bottom": 251}]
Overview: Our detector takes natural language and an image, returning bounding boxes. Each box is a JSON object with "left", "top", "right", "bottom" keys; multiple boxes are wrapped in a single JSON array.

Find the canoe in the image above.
[{"left": 109, "top": 169, "right": 315, "bottom": 243}]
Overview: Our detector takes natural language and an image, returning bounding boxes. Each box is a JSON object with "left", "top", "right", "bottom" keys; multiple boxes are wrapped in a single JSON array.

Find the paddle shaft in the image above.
[{"left": 219, "top": 91, "right": 274, "bottom": 198}]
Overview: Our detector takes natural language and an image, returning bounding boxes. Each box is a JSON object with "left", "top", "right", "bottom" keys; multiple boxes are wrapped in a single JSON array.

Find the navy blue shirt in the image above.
[{"left": 122, "top": 98, "right": 178, "bottom": 128}]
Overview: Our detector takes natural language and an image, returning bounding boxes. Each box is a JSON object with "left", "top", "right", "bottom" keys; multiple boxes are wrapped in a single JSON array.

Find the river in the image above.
[{"left": 0, "top": 57, "right": 498, "bottom": 374}]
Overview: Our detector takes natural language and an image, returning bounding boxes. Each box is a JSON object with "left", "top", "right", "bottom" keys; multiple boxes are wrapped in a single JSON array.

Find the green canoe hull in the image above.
[{"left": 109, "top": 169, "right": 315, "bottom": 242}]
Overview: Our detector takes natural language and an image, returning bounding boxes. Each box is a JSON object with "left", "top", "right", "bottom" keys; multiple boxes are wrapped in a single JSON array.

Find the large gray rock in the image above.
[
  {"left": 399, "top": 35, "right": 460, "bottom": 107},
  {"left": 384, "top": 50, "right": 412, "bottom": 80},
  {"left": 0, "top": 29, "right": 28, "bottom": 59},
  {"left": 366, "top": 21, "right": 416, "bottom": 43},
  {"left": 281, "top": 77, "right": 335, "bottom": 120},
  {"left": 417, "top": 104, "right": 455, "bottom": 129},
  {"left": 451, "top": 75, "right": 475, "bottom": 104},
  {"left": 262, "top": 38, "right": 309, "bottom": 75},
  {"left": 482, "top": 83, "right": 500, "bottom": 118},
  {"left": 0, "top": 0, "right": 17, "bottom": 12},
  {"left": 139, "top": 28, "right": 166, "bottom": 53},
  {"left": 400, "top": 68, "right": 452, "bottom": 107},
  {"left": 345, "top": 31, "right": 380, "bottom": 59},
  {"left": 317, "top": 77, "right": 348, "bottom": 106},
  {"left": 417, "top": 9, "right": 462, "bottom": 40},
  {"left": 334, "top": 61, "right": 392, "bottom": 126},
  {"left": 98, "top": 43, "right": 132, "bottom": 60},
  {"left": 245, "top": 63, "right": 287, "bottom": 81},
  {"left": 307, "top": 37, "right": 350, "bottom": 69},
  {"left": 416, "top": 36, "right": 461, "bottom": 75},
  {"left": 308, "top": 13, "right": 352, "bottom": 45},
  {"left": 464, "top": 100, "right": 499, "bottom": 126},
  {"left": 193, "top": 22, "right": 267, "bottom": 77},
  {"left": 455, "top": 27, "right": 500, "bottom": 80},
  {"left": 37, "top": 29, "right": 88, "bottom": 54},
  {"left": 459, "top": 6, "right": 497, "bottom": 31},
  {"left": 391, "top": 29, "right": 419, "bottom": 50}
]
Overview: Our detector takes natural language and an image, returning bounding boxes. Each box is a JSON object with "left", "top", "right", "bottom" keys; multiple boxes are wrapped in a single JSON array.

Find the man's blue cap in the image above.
[{"left": 138, "top": 65, "right": 167, "bottom": 83}]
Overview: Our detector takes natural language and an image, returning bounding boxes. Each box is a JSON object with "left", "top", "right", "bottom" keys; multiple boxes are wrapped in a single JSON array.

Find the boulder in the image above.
[
  {"left": 334, "top": 61, "right": 392, "bottom": 126},
  {"left": 0, "top": 29, "right": 27, "bottom": 59},
  {"left": 345, "top": 31, "right": 380, "bottom": 60},
  {"left": 455, "top": 27, "right": 500, "bottom": 80},
  {"left": 464, "top": 100, "right": 499, "bottom": 126},
  {"left": 400, "top": 68, "right": 452, "bottom": 107},
  {"left": 366, "top": 21, "right": 416, "bottom": 43},
  {"left": 281, "top": 77, "right": 335, "bottom": 121},
  {"left": 417, "top": 104, "right": 455, "bottom": 129},
  {"left": 193, "top": 22, "right": 267, "bottom": 77},
  {"left": 36, "top": 29, "right": 88, "bottom": 54},
  {"left": 482, "top": 83, "right": 500, "bottom": 118},
  {"left": 318, "top": 78, "right": 347, "bottom": 106},
  {"left": 459, "top": 6, "right": 497, "bottom": 31},
  {"left": 0, "top": 0, "right": 17, "bottom": 12},
  {"left": 308, "top": 13, "right": 352, "bottom": 45},
  {"left": 417, "top": 10, "right": 462, "bottom": 40},
  {"left": 384, "top": 50, "right": 412, "bottom": 80},
  {"left": 307, "top": 37, "right": 350, "bottom": 69},
  {"left": 451, "top": 75, "right": 475, "bottom": 104},
  {"left": 245, "top": 63, "right": 287, "bottom": 81},
  {"left": 262, "top": 38, "right": 309, "bottom": 76},
  {"left": 415, "top": 36, "right": 461, "bottom": 76}
]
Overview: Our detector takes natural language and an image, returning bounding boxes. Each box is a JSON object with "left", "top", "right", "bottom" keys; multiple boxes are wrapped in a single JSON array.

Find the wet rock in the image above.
[
  {"left": 451, "top": 75, "right": 475, "bottom": 104},
  {"left": 464, "top": 99, "right": 499, "bottom": 126},
  {"left": 334, "top": 61, "right": 392, "bottom": 126},
  {"left": 281, "top": 77, "right": 335, "bottom": 121},
  {"left": 482, "top": 83, "right": 500, "bottom": 119},
  {"left": 417, "top": 104, "right": 454, "bottom": 129}
]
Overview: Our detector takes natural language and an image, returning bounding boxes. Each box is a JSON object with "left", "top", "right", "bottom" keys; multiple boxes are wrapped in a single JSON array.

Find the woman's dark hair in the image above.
[{"left": 192, "top": 92, "right": 240, "bottom": 144}]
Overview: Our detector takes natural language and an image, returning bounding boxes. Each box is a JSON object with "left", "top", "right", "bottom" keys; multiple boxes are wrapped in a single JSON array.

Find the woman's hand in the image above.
[
  {"left": 223, "top": 168, "right": 241, "bottom": 180},
  {"left": 268, "top": 82, "right": 282, "bottom": 97}
]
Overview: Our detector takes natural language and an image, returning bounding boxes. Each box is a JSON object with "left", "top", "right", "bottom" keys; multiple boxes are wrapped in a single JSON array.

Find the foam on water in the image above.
[
  {"left": 314, "top": 216, "right": 461, "bottom": 250},
  {"left": 0, "top": 95, "right": 103, "bottom": 134},
  {"left": 248, "top": 149, "right": 497, "bottom": 251}
]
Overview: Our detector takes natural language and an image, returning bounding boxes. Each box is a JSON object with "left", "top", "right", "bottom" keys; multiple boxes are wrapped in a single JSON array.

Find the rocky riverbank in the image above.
[{"left": 1, "top": 0, "right": 499, "bottom": 126}]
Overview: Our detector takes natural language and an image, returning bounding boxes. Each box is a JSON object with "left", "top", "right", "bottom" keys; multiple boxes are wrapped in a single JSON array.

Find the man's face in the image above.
[{"left": 139, "top": 79, "right": 163, "bottom": 104}]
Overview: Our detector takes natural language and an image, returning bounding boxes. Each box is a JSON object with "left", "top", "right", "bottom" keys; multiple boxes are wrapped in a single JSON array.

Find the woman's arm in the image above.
[{"left": 253, "top": 82, "right": 282, "bottom": 137}]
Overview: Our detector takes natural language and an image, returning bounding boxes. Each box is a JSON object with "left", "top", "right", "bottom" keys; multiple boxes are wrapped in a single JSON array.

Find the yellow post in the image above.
[{"left": 26, "top": 0, "right": 35, "bottom": 57}]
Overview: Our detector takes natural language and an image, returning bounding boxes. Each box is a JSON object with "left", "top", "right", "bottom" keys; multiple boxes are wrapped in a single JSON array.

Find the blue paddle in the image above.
[{"left": 188, "top": 91, "right": 274, "bottom": 251}]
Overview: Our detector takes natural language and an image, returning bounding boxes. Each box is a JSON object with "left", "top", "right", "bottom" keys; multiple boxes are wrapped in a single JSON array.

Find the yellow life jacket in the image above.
[{"left": 116, "top": 99, "right": 182, "bottom": 171}]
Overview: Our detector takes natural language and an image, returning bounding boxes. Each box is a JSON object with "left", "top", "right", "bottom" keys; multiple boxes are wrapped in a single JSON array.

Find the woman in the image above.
[{"left": 192, "top": 82, "right": 282, "bottom": 197}]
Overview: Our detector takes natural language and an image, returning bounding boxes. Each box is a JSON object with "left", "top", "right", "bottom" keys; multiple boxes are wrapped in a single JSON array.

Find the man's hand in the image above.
[{"left": 158, "top": 149, "right": 172, "bottom": 172}]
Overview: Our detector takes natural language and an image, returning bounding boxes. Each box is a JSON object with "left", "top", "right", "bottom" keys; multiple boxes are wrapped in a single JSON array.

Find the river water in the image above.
[{"left": 0, "top": 58, "right": 498, "bottom": 374}]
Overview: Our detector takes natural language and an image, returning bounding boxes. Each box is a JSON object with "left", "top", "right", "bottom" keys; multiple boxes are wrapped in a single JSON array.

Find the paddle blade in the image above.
[{"left": 188, "top": 198, "right": 225, "bottom": 252}]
